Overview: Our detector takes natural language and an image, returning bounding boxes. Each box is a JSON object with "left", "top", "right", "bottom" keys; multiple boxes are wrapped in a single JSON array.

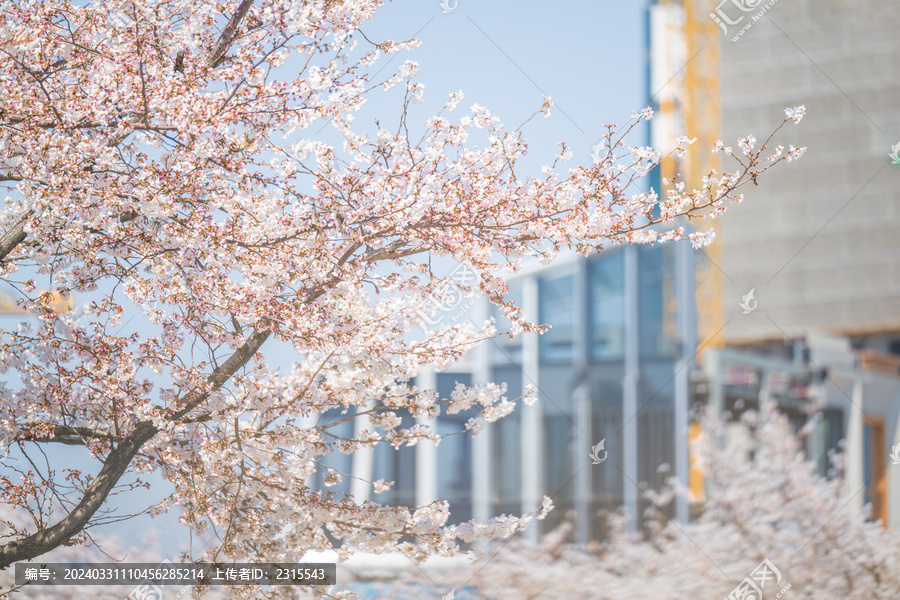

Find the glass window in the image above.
[
  {"left": 637, "top": 406, "right": 674, "bottom": 494},
  {"left": 817, "top": 408, "right": 844, "bottom": 476},
  {"left": 492, "top": 282, "right": 524, "bottom": 364},
  {"left": 371, "top": 407, "right": 416, "bottom": 508},
  {"left": 543, "top": 411, "right": 574, "bottom": 501},
  {"left": 539, "top": 270, "right": 575, "bottom": 363},
  {"left": 436, "top": 372, "right": 475, "bottom": 525},
  {"left": 313, "top": 406, "right": 354, "bottom": 496},
  {"left": 590, "top": 402, "right": 622, "bottom": 503},
  {"left": 588, "top": 366, "right": 624, "bottom": 540},
  {"left": 589, "top": 250, "right": 625, "bottom": 361},
  {"left": 639, "top": 244, "right": 677, "bottom": 357},
  {"left": 491, "top": 364, "right": 522, "bottom": 516},
  {"left": 540, "top": 407, "right": 576, "bottom": 537}
]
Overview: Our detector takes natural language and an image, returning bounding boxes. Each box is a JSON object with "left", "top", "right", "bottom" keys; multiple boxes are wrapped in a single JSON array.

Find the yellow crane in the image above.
[
  {"left": 682, "top": 0, "right": 724, "bottom": 355},
  {"left": 0, "top": 291, "right": 72, "bottom": 315},
  {"left": 652, "top": 0, "right": 723, "bottom": 504}
]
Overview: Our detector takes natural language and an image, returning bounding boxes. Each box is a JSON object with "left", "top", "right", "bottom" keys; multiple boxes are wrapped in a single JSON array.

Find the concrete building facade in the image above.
[{"left": 713, "top": 0, "right": 900, "bottom": 344}]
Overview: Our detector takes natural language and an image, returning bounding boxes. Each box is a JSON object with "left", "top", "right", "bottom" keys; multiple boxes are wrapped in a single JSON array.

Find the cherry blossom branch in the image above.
[
  {"left": 0, "top": 0, "right": 258, "bottom": 263},
  {"left": 0, "top": 327, "right": 268, "bottom": 568},
  {"left": 206, "top": 0, "right": 256, "bottom": 69},
  {"left": 0, "top": 420, "right": 156, "bottom": 568},
  {"left": 14, "top": 425, "right": 116, "bottom": 446}
]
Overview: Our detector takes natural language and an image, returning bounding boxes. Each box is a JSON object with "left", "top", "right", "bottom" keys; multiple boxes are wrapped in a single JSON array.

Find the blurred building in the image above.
[
  {"left": 661, "top": 0, "right": 900, "bottom": 529},
  {"left": 310, "top": 241, "right": 696, "bottom": 547},
  {"left": 311, "top": 0, "right": 900, "bottom": 555}
]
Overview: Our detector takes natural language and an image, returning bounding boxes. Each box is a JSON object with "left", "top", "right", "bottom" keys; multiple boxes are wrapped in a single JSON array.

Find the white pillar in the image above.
[
  {"left": 472, "top": 299, "right": 492, "bottom": 524},
  {"left": 703, "top": 349, "right": 724, "bottom": 501},
  {"left": 808, "top": 368, "right": 826, "bottom": 473},
  {"left": 622, "top": 245, "right": 639, "bottom": 534},
  {"left": 416, "top": 367, "right": 438, "bottom": 507},
  {"left": 845, "top": 372, "right": 865, "bottom": 512},
  {"left": 573, "top": 380, "right": 592, "bottom": 544},
  {"left": 302, "top": 412, "right": 319, "bottom": 489},
  {"left": 350, "top": 400, "right": 374, "bottom": 504},
  {"left": 673, "top": 238, "right": 694, "bottom": 524},
  {"left": 521, "top": 275, "right": 542, "bottom": 542},
  {"left": 888, "top": 388, "right": 900, "bottom": 530},
  {"left": 573, "top": 256, "right": 591, "bottom": 544},
  {"left": 706, "top": 349, "right": 724, "bottom": 418}
]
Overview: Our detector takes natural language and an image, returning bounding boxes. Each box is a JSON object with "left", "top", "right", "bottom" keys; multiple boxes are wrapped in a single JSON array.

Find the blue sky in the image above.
[{"left": 352, "top": 0, "right": 649, "bottom": 167}]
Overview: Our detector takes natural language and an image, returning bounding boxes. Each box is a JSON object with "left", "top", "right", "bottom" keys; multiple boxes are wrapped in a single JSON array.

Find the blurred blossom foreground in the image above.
[{"left": 337, "top": 403, "right": 896, "bottom": 600}]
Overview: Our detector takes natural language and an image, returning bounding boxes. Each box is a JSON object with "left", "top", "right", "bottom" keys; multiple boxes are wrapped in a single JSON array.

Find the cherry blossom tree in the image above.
[
  {"left": 370, "top": 402, "right": 899, "bottom": 600},
  {"left": 0, "top": 0, "right": 806, "bottom": 596}
]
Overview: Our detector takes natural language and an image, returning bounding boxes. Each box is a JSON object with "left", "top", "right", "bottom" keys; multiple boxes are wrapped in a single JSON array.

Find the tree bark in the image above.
[
  {"left": 206, "top": 0, "right": 255, "bottom": 68},
  {"left": 0, "top": 216, "right": 27, "bottom": 262},
  {"left": 0, "top": 421, "right": 159, "bottom": 568}
]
